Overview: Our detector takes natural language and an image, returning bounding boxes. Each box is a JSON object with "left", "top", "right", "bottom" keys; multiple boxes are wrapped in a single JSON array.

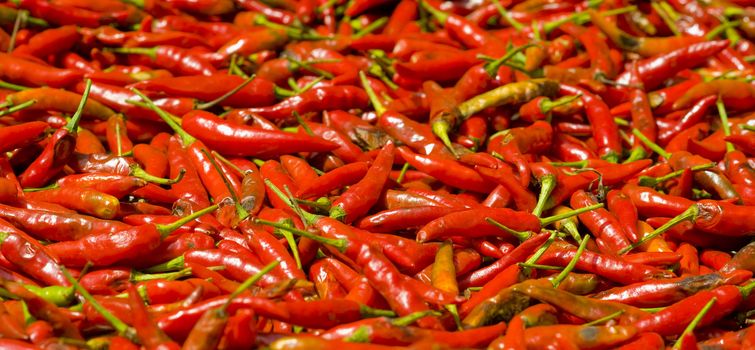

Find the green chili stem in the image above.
[
  {"left": 62, "top": 268, "right": 136, "bottom": 341},
  {"left": 533, "top": 174, "right": 556, "bottom": 217},
  {"left": 490, "top": 0, "right": 524, "bottom": 30},
  {"left": 638, "top": 163, "right": 716, "bottom": 187},
  {"left": 155, "top": 205, "right": 219, "bottom": 238},
  {"left": 130, "top": 88, "right": 195, "bottom": 144},
  {"left": 540, "top": 203, "right": 603, "bottom": 226},
  {"left": 220, "top": 261, "right": 280, "bottom": 312},
  {"left": 396, "top": 163, "right": 411, "bottom": 184},
  {"left": 353, "top": 17, "right": 388, "bottom": 38},
  {"left": 619, "top": 205, "right": 698, "bottom": 254},
  {"left": 65, "top": 79, "right": 92, "bottom": 132},
  {"left": 254, "top": 218, "right": 348, "bottom": 252},
  {"left": 518, "top": 263, "right": 564, "bottom": 270},
  {"left": 632, "top": 128, "right": 670, "bottom": 159},
  {"left": 672, "top": 297, "right": 717, "bottom": 349},
  {"left": 551, "top": 236, "right": 589, "bottom": 288},
  {"left": 196, "top": 75, "right": 257, "bottom": 110},
  {"left": 584, "top": 310, "right": 625, "bottom": 326},
  {"left": 359, "top": 71, "right": 387, "bottom": 116},
  {"left": 0, "top": 98, "right": 35, "bottom": 117},
  {"left": 716, "top": 97, "right": 735, "bottom": 153},
  {"left": 486, "top": 218, "right": 531, "bottom": 241}
]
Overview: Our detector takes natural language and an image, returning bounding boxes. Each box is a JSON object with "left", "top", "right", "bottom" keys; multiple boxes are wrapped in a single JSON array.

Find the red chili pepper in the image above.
[
  {"left": 130, "top": 75, "right": 276, "bottom": 108},
  {"left": 47, "top": 204, "right": 216, "bottom": 267},
  {"left": 109, "top": 45, "right": 216, "bottom": 76},
  {"left": 674, "top": 80, "right": 755, "bottom": 111},
  {"left": 570, "top": 190, "right": 631, "bottom": 253},
  {"left": 635, "top": 282, "right": 755, "bottom": 336},
  {"left": 559, "top": 84, "right": 622, "bottom": 161},
  {"left": 0, "top": 121, "right": 50, "bottom": 154},
  {"left": 398, "top": 146, "right": 494, "bottom": 193},
  {"left": 329, "top": 142, "right": 394, "bottom": 223},
  {"left": 179, "top": 110, "right": 338, "bottom": 158},
  {"left": 0, "top": 53, "right": 82, "bottom": 88},
  {"left": 589, "top": 9, "right": 703, "bottom": 57},
  {"left": 538, "top": 240, "right": 674, "bottom": 284}
]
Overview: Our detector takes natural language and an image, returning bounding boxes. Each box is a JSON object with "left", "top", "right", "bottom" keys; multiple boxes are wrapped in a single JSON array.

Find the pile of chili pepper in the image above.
[{"left": 0, "top": 0, "right": 754, "bottom": 348}]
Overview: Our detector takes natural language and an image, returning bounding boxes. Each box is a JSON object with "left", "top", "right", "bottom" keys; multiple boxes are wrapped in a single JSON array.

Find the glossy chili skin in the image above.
[
  {"left": 247, "top": 86, "right": 369, "bottom": 120},
  {"left": 0, "top": 53, "right": 83, "bottom": 88},
  {"left": 0, "top": 219, "right": 69, "bottom": 287},
  {"left": 129, "top": 75, "right": 276, "bottom": 107},
  {"left": 330, "top": 142, "right": 394, "bottom": 223},
  {"left": 570, "top": 190, "right": 630, "bottom": 253},
  {"left": 559, "top": 84, "right": 622, "bottom": 160},
  {"left": 181, "top": 110, "right": 338, "bottom": 158}
]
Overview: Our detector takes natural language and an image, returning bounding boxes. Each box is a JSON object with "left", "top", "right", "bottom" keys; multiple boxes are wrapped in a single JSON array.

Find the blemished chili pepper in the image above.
[
  {"left": 524, "top": 325, "right": 637, "bottom": 349},
  {"left": 24, "top": 186, "right": 120, "bottom": 219},
  {"left": 593, "top": 271, "right": 751, "bottom": 307},
  {"left": 513, "top": 279, "right": 649, "bottom": 325},
  {"left": 589, "top": 9, "right": 703, "bottom": 57},
  {"left": 720, "top": 241, "right": 755, "bottom": 274}
]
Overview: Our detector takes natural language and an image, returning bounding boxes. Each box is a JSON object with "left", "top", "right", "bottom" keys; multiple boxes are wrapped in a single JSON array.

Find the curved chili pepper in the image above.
[
  {"left": 0, "top": 121, "right": 50, "bottom": 153},
  {"left": 634, "top": 282, "right": 755, "bottom": 336},
  {"left": 0, "top": 53, "right": 82, "bottom": 88},
  {"left": 594, "top": 271, "right": 750, "bottom": 307},
  {"left": 329, "top": 142, "right": 394, "bottom": 223},
  {"left": 674, "top": 80, "right": 755, "bottom": 111},
  {"left": 589, "top": 9, "right": 702, "bottom": 57},
  {"left": 397, "top": 146, "right": 494, "bottom": 193}
]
